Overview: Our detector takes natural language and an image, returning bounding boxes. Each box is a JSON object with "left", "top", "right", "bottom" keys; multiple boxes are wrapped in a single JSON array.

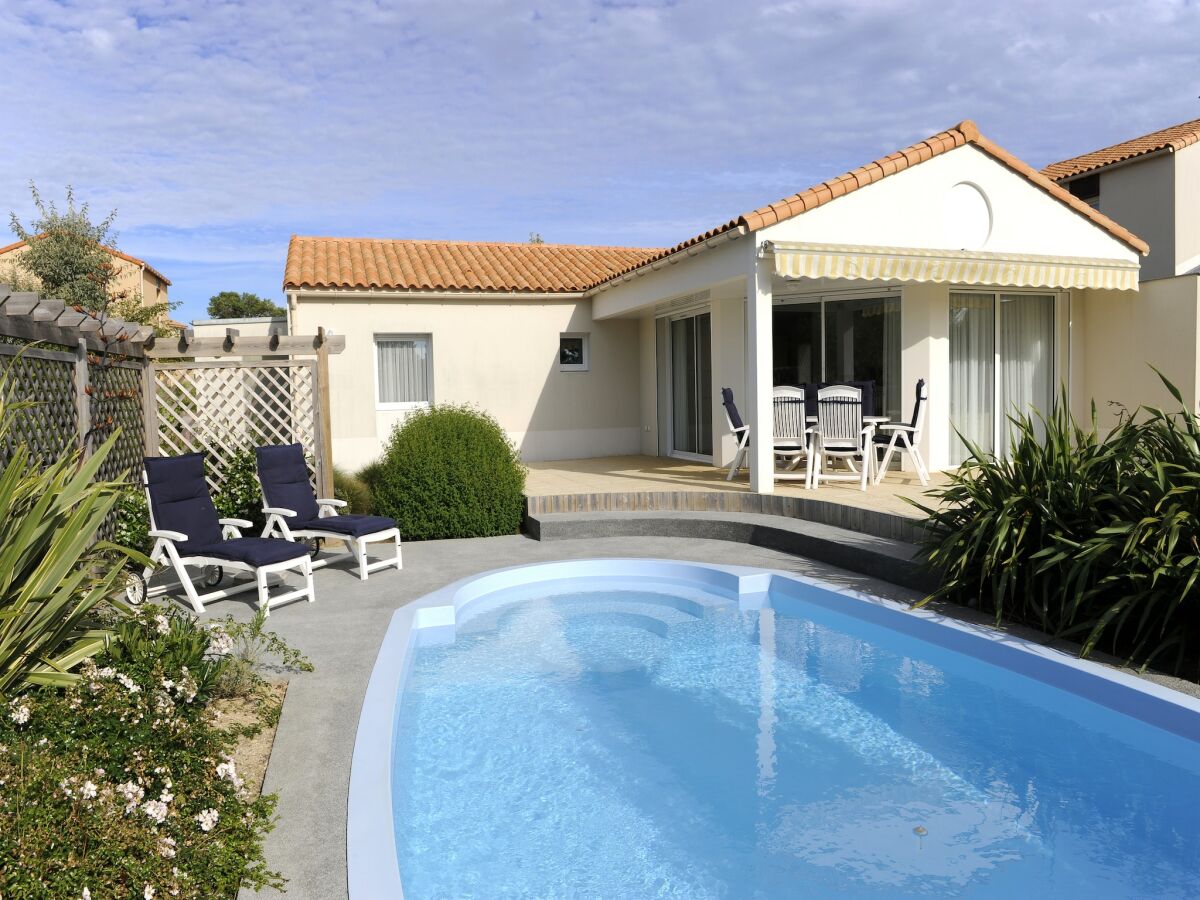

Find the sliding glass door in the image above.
[
  {"left": 669, "top": 312, "right": 712, "bottom": 457},
  {"left": 772, "top": 295, "right": 901, "bottom": 420},
  {"left": 949, "top": 292, "right": 1056, "bottom": 463}
]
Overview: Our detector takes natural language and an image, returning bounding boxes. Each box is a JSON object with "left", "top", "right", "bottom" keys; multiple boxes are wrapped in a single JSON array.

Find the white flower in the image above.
[
  {"left": 159, "top": 787, "right": 174, "bottom": 804},
  {"left": 117, "top": 781, "right": 145, "bottom": 813},
  {"left": 9, "top": 703, "right": 30, "bottom": 725},
  {"left": 158, "top": 835, "right": 177, "bottom": 858},
  {"left": 154, "top": 614, "right": 171, "bottom": 635},
  {"left": 142, "top": 798, "right": 169, "bottom": 824},
  {"left": 116, "top": 673, "right": 141, "bottom": 694},
  {"left": 60, "top": 778, "right": 75, "bottom": 798},
  {"left": 82, "top": 889, "right": 91, "bottom": 900},
  {"left": 215, "top": 759, "right": 243, "bottom": 788},
  {"left": 161, "top": 678, "right": 175, "bottom": 691},
  {"left": 81, "top": 780, "right": 98, "bottom": 800},
  {"left": 207, "top": 625, "right": 234, "bottom": 657},
  {"left": 144, "top": 884, "right": 155, "bottom": 899},
  {"left": 195, "top": 807, "right": 219, "bottom": 831}
]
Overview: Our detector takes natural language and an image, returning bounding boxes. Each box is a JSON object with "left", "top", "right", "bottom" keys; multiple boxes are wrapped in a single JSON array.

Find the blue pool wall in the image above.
[{"left": 346, "top": 558, "right": 1200, "bottom": 900}]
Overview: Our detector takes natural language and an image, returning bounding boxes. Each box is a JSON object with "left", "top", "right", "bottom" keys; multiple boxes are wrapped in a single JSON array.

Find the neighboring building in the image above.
[
  {"left": 1043, "top": 117, "right": 1200, "bottom": 416},
  {"left": 286, "top": 119, "right": 1146, "bottom": 492},
  {"left": 191, "top": 315, "right": 288, "bottom": 362},
  {"left": 0, "top": 237, "right": 172, "bottom": 310}
]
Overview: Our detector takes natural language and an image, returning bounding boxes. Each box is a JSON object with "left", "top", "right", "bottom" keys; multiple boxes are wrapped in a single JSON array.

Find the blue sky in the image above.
[{"left": 3, "top": 0, "right": 1199, "bottom": 323}]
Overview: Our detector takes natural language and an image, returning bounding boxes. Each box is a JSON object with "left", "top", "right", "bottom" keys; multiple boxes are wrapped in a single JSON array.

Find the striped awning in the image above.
[{"left": 768, "top": 241, "right": 1140, "bottom": 291}]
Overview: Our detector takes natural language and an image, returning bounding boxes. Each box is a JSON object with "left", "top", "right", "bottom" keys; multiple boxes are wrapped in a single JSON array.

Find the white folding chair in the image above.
[
  {"left": 721, "top": 388, "right": 751, "bottom": 481},
  {"left": 808, "top": 385, "right": 876, "bottom": 491},
  {"left": 875, "top": 379, "right": 930, "bottom": 485},
  {"left": 772, "top": 386, "right": 812, "bottom": 483}
]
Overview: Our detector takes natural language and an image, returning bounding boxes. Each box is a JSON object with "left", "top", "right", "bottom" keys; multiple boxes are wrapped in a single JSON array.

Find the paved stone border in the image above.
[
  {"left": 525, "top": 489, "right": 928, "bottom": 543},
  {"left": 526, "top": 509, "right": 937, "bottom": 593}
]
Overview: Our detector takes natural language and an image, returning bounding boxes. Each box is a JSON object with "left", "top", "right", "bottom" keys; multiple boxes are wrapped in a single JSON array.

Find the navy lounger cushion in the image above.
[
  {"left": 144, "top": 452, "right": 225, "bottom": 554},
  {"left": 186, "top": 537, "right": 309, "bottom": 568},
  {"left": 292, "top": 515, "right": 396, "bottom": 538},
  {"left": 256, "top": 444, "right": 322, "bottom": 522}
]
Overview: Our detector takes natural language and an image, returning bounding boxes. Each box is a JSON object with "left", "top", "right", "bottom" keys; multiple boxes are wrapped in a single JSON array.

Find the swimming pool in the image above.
[{"left": 349, "top": 560, "right": 1200, "bottom": 898}]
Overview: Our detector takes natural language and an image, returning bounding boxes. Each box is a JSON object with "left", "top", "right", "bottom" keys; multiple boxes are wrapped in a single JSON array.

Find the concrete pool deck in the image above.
[{"left": 225, "top": 533, "right": 1200, "bottom": 900}]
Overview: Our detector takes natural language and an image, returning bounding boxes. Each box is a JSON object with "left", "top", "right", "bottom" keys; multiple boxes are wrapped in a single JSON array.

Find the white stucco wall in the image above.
[
  {"left": 1174, "top": 144, "right": 1200, "bottom": 276},
  {"left": 1094, "top": 153, "right": 1175, "bottom": 281},
  {"left": 762, "top": 144, "right": 1140, "bottom": 265},
  {"left": 292, "top": 292, "right": 642, "bottom": 471},
  {"left": 1074, "top": 277, "right": 1200, "bottom": 430}
]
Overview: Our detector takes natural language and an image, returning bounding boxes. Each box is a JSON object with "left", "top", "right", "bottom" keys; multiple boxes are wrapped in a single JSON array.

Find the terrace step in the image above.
[{"left": 524, "top": 509, "right": 936, "bottom": 593}]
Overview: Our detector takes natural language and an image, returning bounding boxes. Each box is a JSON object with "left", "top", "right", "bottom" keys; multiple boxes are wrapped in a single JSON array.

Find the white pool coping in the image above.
[{"left": 346, "top": 558, "right": 1200, "bottom": 899}]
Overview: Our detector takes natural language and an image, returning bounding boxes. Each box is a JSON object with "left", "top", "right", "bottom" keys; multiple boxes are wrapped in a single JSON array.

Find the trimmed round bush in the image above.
[{"left": 365, "top": 404, "right": 526, "bottom": 540}]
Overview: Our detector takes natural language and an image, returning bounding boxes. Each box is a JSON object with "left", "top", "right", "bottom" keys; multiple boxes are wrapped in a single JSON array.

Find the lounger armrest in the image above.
[
  {"left": 877, "top": 423, "right": 915, "bottom": 433},
  {"left": 219, "top": 518, "right": 254, "bottom": 529},
  {"left": 317, "top": 498, "right": 345, "bottom": 518},
  {"left": 149, "top": 529, "right": 188, "bottom": 542},
  {"left": 262, "top": 507, "right": 298, "bottom": 517},
  {"left": 317, "top": 498, "right": 346, "bottom": 508}
]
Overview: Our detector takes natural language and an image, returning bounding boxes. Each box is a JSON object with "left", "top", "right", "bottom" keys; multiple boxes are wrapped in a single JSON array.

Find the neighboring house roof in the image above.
[
  {"left": 1042, "top": 117, "right": 1200, "bottom": 182},
  {"left": 283, "top": 236, "right": 663, "bottom": 293},
  {"left": 285, "top": 119, "right": 1149, "bottom": 297},
  {"left": 0, "top": 236, "right": 172, "bottom": 286}
]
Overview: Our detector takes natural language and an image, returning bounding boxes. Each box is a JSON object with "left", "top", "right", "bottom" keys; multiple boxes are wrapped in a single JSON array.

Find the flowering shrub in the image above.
[
  {"left": 0, "top": 605, "right": 313, "bottom": 897},
  {"left": 0, "top": 660, "right": 280, "bottom": 898}
]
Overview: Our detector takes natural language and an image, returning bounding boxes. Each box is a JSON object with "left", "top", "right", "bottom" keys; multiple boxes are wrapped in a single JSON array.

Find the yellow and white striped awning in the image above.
[{"left": 769, "top": 241, "right": 1140, "bottom": 292}]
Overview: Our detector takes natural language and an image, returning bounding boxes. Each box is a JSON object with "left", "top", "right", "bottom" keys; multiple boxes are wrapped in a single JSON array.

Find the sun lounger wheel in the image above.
[
  {"left": 124, "top": 568, "right": 147, "bottom": 605},
  {"left": 202, "top": 565, "right": 223, "bottom": 588}
]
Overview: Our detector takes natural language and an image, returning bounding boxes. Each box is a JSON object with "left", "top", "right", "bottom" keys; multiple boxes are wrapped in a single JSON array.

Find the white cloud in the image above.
[{"left": 1, "top": 0, "right": 1198, "bottom": 317}]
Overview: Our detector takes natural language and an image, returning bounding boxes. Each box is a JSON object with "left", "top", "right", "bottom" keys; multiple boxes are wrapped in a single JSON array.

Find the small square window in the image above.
[{"left": 559, "top": 333, "right": 589, "bottom": 372}]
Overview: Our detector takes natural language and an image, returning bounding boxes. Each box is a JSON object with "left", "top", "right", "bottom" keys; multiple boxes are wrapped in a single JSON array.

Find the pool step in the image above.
[{"left": 524, "top": 510, "right": 935, "bottom": 593}]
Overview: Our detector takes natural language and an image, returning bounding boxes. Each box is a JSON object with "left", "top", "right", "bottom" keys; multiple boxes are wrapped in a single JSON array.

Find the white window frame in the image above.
[
  {"left": 374, "top": 333, "right": 434, "bottom": 411},
  {"left": 558, "top": 332, "right": 590, "bottom": 372}
]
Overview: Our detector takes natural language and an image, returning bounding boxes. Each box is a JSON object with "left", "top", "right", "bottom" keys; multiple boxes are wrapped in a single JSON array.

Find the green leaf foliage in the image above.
[
  {"left": 916, "top": 375, "right": 1200, "bottom": 677},
  {"left": 212, "top": 448, "right": 265, "bottom": 534},
  {"left": 205, "top": 291, "right": 286, "bottom": 319},
  {"left": 363, "top": 404, "right": 526, "bottom": 540},
  {"left": 333, "top": 466, "right": 373, "bottom": 514}
]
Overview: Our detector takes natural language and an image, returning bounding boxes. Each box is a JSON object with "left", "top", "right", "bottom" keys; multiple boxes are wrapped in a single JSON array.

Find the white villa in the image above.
[{"left": 283, "top": 119, "right": 1150, "bottom": 493}]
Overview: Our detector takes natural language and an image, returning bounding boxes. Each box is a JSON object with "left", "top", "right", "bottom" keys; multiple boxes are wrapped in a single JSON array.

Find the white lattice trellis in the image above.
[{"left": 154, "top": 360, "right": 322, "bottom": 492}]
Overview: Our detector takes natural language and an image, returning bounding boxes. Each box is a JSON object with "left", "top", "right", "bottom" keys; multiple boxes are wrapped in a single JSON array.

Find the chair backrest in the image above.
[
  {"left": 800, "top": 380, "right": 875, "bottom": 418},
  {"left": 256, "top": 444, "right": 320, "bottom": 521},
  {"left": 910, "top": 379, "right": 928, "bottom": 439},
  {"left": 144, "top": 452, "right": 224, "bottom": 549},
  {"left": 816, "top": 385, "right": 863, "bottom": 448},
  {"left": 772, "top": 385, "right": 806, "bottom": 440},
  {"left": 721, "top": 387, "right": 745, "bottom": 432}
]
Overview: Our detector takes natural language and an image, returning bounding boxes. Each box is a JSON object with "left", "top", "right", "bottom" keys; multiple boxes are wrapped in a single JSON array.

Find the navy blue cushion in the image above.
[
  {"left": 721, "top": 387, "right": 745, "bottom": 431},
  {"left": 186, "top": 537, "right": 309, "bottom": 568},
  {"left": 256, "top": 444, "right": 320, "bottom": 522},
  {"left": 144, "top": 453, "right": 224, "bottom": 554},
  {"left": 293, "top": 514, "right": 396, "bottom": 538}
]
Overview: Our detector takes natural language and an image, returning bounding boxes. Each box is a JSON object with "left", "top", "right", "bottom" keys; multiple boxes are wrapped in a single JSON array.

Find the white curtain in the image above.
[
  {"left": 377, "top": 337, "right": 431, "bottom": 404},
  {"left": 881, "top": 297, "right": 901, "bottom": 421},
  {"left": 1000, "top": 294, "right": 1055, "bottom": 449},
  {"left": 949, "top": 293, "right": 995, "bottom": 462}
]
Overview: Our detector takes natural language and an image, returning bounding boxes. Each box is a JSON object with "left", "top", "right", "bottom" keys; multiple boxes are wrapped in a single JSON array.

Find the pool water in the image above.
[{"left": 391, "top": 582, "right": 1200, "bottom": 898}]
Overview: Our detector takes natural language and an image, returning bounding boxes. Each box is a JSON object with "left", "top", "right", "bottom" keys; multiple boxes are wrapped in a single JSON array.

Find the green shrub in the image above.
[
  {"left": 113, "top": 485, "right": 151, "bottom": 554},
  {"left": 916, "top": 377, "right": 1200, "bottom": 677},
  {"left": 364, "top": 404, "right": 526, "bottom": 540},
  {"left": 212, "top": 448, "right": 265, "bottom": 534},
  {"left": 334, "top": 466, "right": 372, "bottom": 514},
  {"left": 0, "top": 658, "right": 278, "bottom": 898}
]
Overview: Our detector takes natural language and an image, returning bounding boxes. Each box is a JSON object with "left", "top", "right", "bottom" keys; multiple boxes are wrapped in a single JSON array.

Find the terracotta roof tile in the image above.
[
  {"left": 286, "top": 119, "right": 1149, "bottom": 297},
  {"left": 282, "top": 237, "right": 664, "bottom": 293},
  {"left": 1042, "top": 117, "right": 1200, "bottom": 181}
]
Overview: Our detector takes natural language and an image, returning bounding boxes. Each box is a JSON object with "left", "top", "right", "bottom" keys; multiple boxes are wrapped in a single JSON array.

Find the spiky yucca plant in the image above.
[{"left": 0, "top": 397, "right": 142, "bottom": 695}]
